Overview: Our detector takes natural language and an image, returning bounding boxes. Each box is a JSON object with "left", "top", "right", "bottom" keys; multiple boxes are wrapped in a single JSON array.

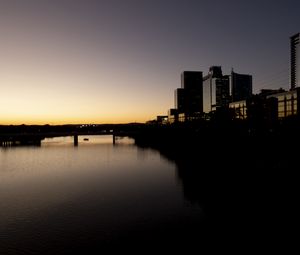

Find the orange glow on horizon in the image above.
[
  {"left": 0, "top": 73, "right": 169, "bottom": 125},
  {"left": 0, "top": 114, "right": 153, "bottom": 125}
]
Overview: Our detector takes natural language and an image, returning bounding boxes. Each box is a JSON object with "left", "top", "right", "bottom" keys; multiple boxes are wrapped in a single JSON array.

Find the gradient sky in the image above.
[{"left": 0, "top": 0, "right": 299, "bottom": 124}]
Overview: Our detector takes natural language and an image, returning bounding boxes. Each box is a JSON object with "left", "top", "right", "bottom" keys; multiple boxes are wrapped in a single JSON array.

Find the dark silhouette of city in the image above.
[
  {"left": 1, "top": 33, "right": 299, "bottom": 253},
  {"left": 1, "top": 33, "right": 300, "bottom": 147}
]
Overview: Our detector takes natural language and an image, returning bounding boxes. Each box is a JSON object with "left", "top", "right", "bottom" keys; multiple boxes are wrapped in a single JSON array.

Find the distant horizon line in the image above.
[{"left": 0, "top": 122, "right": 146, "bottom": 126}]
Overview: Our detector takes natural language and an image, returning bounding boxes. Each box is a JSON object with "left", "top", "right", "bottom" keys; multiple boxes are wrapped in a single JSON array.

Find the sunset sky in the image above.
[{"left": 0, "top": 0, "right": 300, "bottom": 124}]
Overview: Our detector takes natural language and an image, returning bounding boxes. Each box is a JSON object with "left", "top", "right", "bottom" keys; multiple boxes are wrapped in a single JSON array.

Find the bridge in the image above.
[{"left": 0, "top": 130, "right": 134, "bottom": 147}]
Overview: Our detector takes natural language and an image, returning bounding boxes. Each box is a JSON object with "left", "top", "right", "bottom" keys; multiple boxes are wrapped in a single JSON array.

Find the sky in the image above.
[{"left": 0, "top": 0, "right": 299, "bottom": 124}]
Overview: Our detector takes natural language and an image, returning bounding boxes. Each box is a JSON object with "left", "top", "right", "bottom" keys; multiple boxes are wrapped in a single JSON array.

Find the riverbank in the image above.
[
  {"left": 133, "top": 122, "right": 298, "bottom": 169},
  {"left": 131, "top": 123, "right": 297, "bottom": 249}
]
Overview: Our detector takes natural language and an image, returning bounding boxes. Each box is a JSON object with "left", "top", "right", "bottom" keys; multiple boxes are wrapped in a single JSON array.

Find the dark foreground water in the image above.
[
  {"left": 0, "top": 136, "right": 206, "bottom": 254},
  {"left": 1, "top": 135, "right": 297, "bottom": 253}
]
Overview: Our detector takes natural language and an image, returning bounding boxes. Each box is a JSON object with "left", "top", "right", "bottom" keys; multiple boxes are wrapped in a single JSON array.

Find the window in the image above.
[
  {"left": 278, "top": 111, "right": 285, "bottom": 118},
  {"left": 277, "top": 95, "right": 285, "bottom": 101}
]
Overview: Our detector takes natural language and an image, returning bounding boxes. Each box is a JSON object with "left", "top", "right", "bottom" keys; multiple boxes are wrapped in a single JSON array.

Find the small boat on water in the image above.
[{"left": 83, "top": 138, "right": 89, "bottom": 141}]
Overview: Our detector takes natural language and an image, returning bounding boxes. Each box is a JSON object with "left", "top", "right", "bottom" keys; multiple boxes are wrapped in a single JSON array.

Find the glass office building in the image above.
[{"left": 203, "top": 67, "right": 230, "bottom": 113}]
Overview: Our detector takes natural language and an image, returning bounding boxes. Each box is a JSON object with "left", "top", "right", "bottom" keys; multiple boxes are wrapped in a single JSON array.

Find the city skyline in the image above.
[{"left": 0, "top": 0, "right": 300, "bottom": 124}]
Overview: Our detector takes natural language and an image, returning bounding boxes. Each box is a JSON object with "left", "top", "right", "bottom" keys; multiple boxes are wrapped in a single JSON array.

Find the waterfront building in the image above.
[
  {"left": 175, "top": 88, "right": 185, "bottom": 113},
  {"left": 290, "top": 33, "right": 300, "bottom": 89},
  {"left": 156, "top": 115, "right": 168, "bottom": 124},
  {"left": 229, "top": 96, "right": 276, "bottom": 125},
  {"left": 203, "top": 66, "right": 230, "bottom": 113},
  {"left": 259, "top": 88, "right": 286, "bottom": 97},
  {"left": 229, "top": 100, "right": 247, "bottom": 119},
  {"left": 230, "top": 70, "right": 252, "bottom": 102},
  {"left": 267, "top": 88, "right": 300, "bottom": 119},
  {"left": 177, "top": 112, "right": 202, "bottom": 122},
  {"left": 168, "top": 109, "right": 179, "bottom": 124},
  {"left": 169, "top": 71, "right": 203, "bottom": 123},
  {"left": 229, "top": 87, "right": 299, "bottom": 122},
  {"left": 180, "top": 71, "right": 203, "bottom": 114}
]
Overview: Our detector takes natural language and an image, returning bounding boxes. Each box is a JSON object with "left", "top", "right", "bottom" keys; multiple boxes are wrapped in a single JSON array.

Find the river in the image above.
[{"left": 0, "top": 135, "right": 204, "bottom": 253}]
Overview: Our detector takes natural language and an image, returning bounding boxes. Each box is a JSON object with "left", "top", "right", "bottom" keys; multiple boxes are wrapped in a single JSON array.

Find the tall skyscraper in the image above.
[
  {"left": 177, "top": 71, "right": 203, "bottom": 114},
  {"left": 174, "top": 88, "right": 185, "bottom": 112},
  {"left": 290, "top": 33, "right": 300, "bottom": 90}
]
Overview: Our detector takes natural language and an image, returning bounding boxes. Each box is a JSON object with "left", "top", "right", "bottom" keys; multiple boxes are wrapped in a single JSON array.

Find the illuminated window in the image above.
[
  {"left": 277, "top": 95, "right": 285, "bottom": 101},
  {"left": 287, "top": 101, "right": 292, "bottom": 111}
]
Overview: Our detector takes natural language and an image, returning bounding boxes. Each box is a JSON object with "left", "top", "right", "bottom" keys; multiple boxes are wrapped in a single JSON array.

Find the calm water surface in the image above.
[{"left": 0, "top": 136, "right": 203, "bottom": 253}]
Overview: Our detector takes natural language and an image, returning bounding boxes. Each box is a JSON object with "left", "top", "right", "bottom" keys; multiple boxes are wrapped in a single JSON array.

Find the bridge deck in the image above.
[{"left": 0, "top": 131, "right": 135, "bottom": 146}]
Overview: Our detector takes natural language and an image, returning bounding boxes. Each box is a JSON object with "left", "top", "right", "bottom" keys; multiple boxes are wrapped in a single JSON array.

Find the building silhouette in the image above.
[
  {"left": 166, "top": 67, "right": 252, "bottom": 122},
  {"left": 229, "top": 33, "right": 300, "bottom": 122},
  {"left": 202, "top": 66, "right": 252, "bottom": 114},
  {"left": 229, "top": 100, "right": 248, "bottom": 120},
  {"left": 291, "top": 33, "right": 300, "bottom": 90},
  {"left": 230, "top": 70, "right": 252, "bottom": 102},
  {"left": 175, "top": 88, "right": 185, "bottom": 113},
  {"left": 167, "top": 71, "right": 203, "bottom": 123},
  {"left": 179, "top": 71, "right": 203, "bottom": 114},
  {"left": 267, "top": 88, "right": 300, "bottom": 119},
  {"left": 203, "top": 66, "right": 230, "bottom": 113},
  {"left": 167, "top": 108, "right": 179, "bottom": 123},
  {"left": 229, "top": 89, "right": 284, "bottom": 121},
  {"left": 162, "top": 33, "right": 300, "bottom": 125}
]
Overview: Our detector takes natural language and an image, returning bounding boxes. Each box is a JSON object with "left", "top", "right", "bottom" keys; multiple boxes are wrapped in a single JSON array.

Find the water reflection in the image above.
[
  {"left": 0, "top": 136, "right": 203, "bottom": 253},
  {"left": 42, "top": 135, "right": 135, "bottom": 147},
  {"left": 149, "top": 144, "right": 296, "bottom": 250}
]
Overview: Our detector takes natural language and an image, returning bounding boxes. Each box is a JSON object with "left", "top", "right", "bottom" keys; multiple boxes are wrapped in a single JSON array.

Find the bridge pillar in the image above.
[
  {"left": 112, "top": 133, "right": 116, "bottom": 145},
  {"left": 74, "top": 134, "right": 78, "bottom": 146}
]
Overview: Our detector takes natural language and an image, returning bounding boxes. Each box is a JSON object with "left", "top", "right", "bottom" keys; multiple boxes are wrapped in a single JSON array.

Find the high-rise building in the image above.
[
  {"left": 175, "top": 88, "right": 185, "bottom": 113},
  {"left": 290, "top": 33, "right": 300, "bottom": 90},
  {"left": 178, "top": 71, "right": 203, "bottom": 114},
  {"left": 203, "top": 66, "right": 230, "bottom": 113},
  {"left": 230, "top": 71, "right": 252, "bottom": 102}
]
